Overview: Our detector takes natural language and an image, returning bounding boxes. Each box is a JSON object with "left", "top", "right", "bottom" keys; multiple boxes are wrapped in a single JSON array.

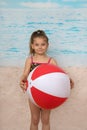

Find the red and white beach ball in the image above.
[{"left": 26, "top": 64, "right": 70, "bottom": 109}]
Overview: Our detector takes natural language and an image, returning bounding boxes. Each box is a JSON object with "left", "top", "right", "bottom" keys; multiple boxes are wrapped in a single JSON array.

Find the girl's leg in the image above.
[
  {"left": 41, "top": 109, "right": 51, "bottom": 130},
  {"left": 29, "top": 100, "right": 41, "bottom": 130}
]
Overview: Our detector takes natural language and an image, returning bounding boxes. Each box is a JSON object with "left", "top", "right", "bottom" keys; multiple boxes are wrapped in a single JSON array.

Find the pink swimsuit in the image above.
[{"left": 30, "top": 56, "right": 52, "bottom": 72}]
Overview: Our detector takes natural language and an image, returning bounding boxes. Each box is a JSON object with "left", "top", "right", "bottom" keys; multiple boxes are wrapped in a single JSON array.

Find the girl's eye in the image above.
[
  {"left": 42, "top": 43, "right": 46, "bottom": 46},
  {"left": 41, "top": 43, "right": 47, "bottom": 46},
  {"left": 35, "top": 43, "right": 39, "bottom": 46},
  {"left": 34, "top": 43, "right": 46, "bottom": 46}
]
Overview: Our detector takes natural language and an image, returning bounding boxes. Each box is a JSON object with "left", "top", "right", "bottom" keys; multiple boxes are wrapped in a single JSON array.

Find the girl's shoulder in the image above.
[
  {"left": 50, "top": 57, "right": 58, "bottom": 66},
  {"left": 25, "top": 56, "right": 32, "bottom": 65}
]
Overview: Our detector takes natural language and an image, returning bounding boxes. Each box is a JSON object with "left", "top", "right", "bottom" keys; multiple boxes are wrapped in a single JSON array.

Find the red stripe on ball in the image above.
[
  {"left": 31, "top": 86, "right": 67, "bottom": 109},
  {"left": 31, "top": 64, "right": 65, "bottom": 80}
]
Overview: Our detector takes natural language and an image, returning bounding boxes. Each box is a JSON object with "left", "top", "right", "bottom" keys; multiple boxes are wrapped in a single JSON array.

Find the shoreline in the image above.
[{"left": 0, "top": 66, "right": 87, "bottom": 130}]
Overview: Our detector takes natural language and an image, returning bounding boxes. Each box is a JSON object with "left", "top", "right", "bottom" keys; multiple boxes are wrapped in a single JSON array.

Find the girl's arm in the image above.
[
  {"left": 70, "top": 78, "right": 74, "bottom": 89},
  {"left": 20, "top": 57, "right": 31, "bottom": 92}
]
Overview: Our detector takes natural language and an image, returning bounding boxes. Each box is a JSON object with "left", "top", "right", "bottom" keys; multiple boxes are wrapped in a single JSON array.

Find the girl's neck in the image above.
[
  {"left": 33, "top": 53, "right": 47, "bottom": 58},
  {"left": 32, "top": 53, "right": 49, "bottom": 63}
]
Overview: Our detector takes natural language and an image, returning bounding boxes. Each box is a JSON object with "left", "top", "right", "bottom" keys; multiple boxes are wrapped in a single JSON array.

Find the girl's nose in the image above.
[{"left": 38, "top": 45, "right": 42, "bottom": 49}]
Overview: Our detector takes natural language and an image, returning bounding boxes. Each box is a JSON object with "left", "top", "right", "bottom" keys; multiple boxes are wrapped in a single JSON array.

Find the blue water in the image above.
[{"left": 0, "top": 8, "right": 87, "bottom": 67}]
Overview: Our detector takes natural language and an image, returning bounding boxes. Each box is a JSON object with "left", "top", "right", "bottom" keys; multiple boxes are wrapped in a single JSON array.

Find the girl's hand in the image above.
[
  {"left": 20, "top": 79, "right": 27, "bottom": 92},
  {"left": 70, "top": 78, "right": 74, "bottom": 89}
]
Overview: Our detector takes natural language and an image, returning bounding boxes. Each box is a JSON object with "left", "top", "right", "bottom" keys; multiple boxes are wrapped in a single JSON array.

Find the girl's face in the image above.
[{"left": 31, "top": 37, "right": 49, "bottom": 55}]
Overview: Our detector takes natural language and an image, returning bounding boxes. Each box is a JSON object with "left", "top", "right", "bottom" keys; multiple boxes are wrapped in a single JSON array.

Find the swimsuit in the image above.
[{"left": 30, "top": 56, "right": 51, "bottom": 72}]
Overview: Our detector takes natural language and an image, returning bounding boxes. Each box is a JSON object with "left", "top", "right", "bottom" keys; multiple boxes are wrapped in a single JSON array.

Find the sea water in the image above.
[{"left": 0, "top": 7, "right": 87, "bottom": 67}]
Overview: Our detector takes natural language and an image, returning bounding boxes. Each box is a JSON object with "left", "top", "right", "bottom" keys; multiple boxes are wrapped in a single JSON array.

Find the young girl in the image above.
[{"left": 20, "top": 30, "right": 74, "bottom": 130}]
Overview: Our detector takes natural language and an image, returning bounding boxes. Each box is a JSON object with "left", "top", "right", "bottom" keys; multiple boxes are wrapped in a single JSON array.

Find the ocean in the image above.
[{"left": 0, "top": 7, "right": 87, "bottom": 67}]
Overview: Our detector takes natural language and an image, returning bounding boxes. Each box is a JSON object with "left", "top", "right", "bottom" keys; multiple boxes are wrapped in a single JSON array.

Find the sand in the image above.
[{"left": 0, "top": 66, "right": 87, "bottom": 130}]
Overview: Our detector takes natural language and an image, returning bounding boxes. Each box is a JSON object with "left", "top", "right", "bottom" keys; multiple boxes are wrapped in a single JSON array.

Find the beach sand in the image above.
[{"left": 0, "top": 66, "right": 87, "bottom": 130}]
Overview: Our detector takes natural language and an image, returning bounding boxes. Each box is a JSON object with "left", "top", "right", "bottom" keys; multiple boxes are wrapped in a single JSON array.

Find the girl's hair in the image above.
[{"left": 29, "top": 30, "right": 49, "bottom": 54}]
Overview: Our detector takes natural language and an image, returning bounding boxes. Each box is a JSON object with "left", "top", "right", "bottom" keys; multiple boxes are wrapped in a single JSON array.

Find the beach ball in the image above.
[{"left": 26, "top": 64, "right": 70, "bottom": 109}]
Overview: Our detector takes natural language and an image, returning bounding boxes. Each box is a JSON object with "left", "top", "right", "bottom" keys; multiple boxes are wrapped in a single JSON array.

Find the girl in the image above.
[{"left": 20, "top": 30, "right": 74, "bottom": 130}]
